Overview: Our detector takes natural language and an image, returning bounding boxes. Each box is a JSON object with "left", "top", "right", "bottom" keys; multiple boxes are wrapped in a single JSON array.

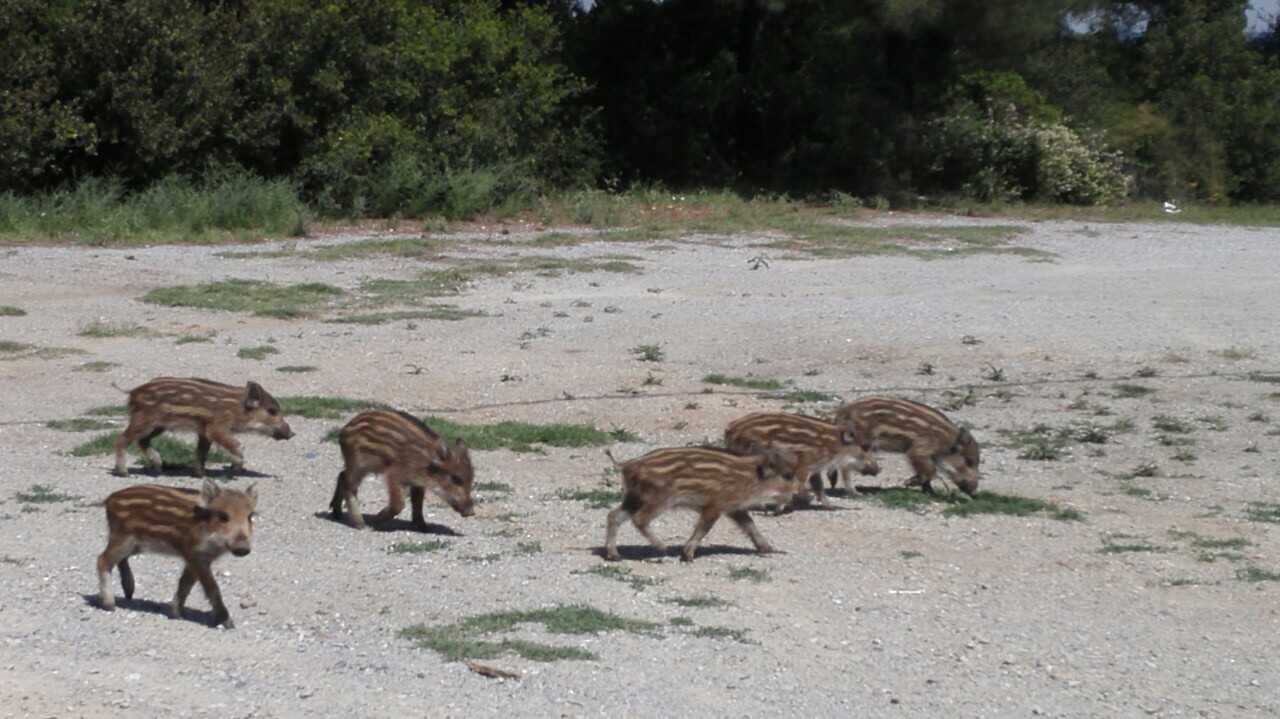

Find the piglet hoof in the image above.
[
  {"left": 99, "top": 598, "right": 116, "bottom": 612},
  {"left": 219, "top": 618, "right": 236, "bottom": 630},
  {"left": 604, "top": 551, "right": 621, "bottom": 562},
  {"left": 679, "top": 550, "right": 696, "bottom": 563}
]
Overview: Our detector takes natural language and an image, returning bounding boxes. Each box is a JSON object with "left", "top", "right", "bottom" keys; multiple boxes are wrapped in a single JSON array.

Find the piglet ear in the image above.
[
  {"left": 243, "top": 483, "right": 259, "bottom": 509},
  {"left": 244, "top": 381, "right": 265, "bottom": 411},
  {"left": 198, "top": 478, "right": 220, "bottom": 508},
  {"left": 436, "top": 442, "right": 452, "bottom": 462},
  {"left": 756, "top": 461, "right": 769, "bottom": 480},
  {"left": 454, "top": 437, "right": 468, "bottom": 454}
]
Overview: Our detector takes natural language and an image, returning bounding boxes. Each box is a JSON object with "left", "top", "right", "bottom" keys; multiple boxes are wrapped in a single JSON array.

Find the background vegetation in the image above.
[{"left": 2, "top": 0, "right": 1277, "bottom": 230}]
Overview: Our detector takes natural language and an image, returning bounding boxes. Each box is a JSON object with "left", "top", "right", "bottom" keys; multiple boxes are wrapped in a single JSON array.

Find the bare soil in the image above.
[{"left": 0, "top": 215, "right": 1278, "bottom": 717}]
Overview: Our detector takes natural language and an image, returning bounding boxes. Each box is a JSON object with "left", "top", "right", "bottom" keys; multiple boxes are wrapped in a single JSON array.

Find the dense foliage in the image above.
[{"left": 2, "top": 0, "right": 1278, "bottom": 210}]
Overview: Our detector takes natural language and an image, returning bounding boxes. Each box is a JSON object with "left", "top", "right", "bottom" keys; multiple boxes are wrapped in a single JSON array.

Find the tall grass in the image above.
[
  {"left": 360, "top": 155, "right": 536, "bottom": 221},
  {"left": 0, "top": 173, "right": 310, "bottom": 246}
]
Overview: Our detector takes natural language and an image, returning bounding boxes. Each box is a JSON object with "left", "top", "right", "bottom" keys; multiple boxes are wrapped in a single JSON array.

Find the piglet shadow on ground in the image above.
[
  {"left": 312, "top": 511, "right": 464, "bottom": 536},
  {"left": 81, "top": 594, "right": 216, "bottom": 626},
  {"left": 768, "top": 500, "right": 851, "bottom": 515},
  {"left": 850, "top": 485, "right": 891, "bottom": 495},
  {"left": 114, "top": 465, "right": 275, "bottom": 481},
  {"left": 591, "top": 543, "right": 773, "bottom": 562}
]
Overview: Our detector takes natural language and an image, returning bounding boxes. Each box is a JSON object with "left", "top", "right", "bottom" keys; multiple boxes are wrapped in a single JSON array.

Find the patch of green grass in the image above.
[
  {"left": 1244, "top": 502, "right": 1280, "bottom": 523},
  {"left": 1236, "top": 566, "right": 1280, "bottom": 582},
  {"left": 1069, "top": 422, "right": 1111, "bottom": 444},
  {"left": 727, "top": 567, "right": 771, "bottom": 583},
  {"left": 1171, "top": 449, "right": 1197, "bottom": 463},
  {"left": 141, "top": 279, "right": 346, "bottom": 319},
  {"left": 1126, "top": 462, "right": 1161, "bottom": 479},
  {"left": 0, "top": 306, "right": 26, "bottom": 316},
  {"left": 701, "top": 373, "right": 784, "bottom": 390},
  {"left": 1195, "top": 550, "right": 1246, "bottom": 563},
  {"left": 764, "top": 224, "right": 1043, "bottom": 261},
  {"left": 1157, "top": 433, "right": 1195, "bottom": 447},
  {"left": 575, "top": 564, "right": 662, "bottom": 591},
  {"left": 869, "top": 488, "right": 952, "bottom": 513},
  {"left": 1134, "top": 366, "right": 1159, "bottom": 378},
  {"left": 236, "top": 345, "right": 280, "bottom": 361},
  {"left": 462, "top": 553, "right": 503, "bottom": 564},
  {"left": 515, "top": 541, "right": 543, "bottom": 556},
  {"left": 1191, "top": 536, "right": 1251, "bottom": 550},
  {"left": 998, "top": 423, "right": 1071, "bottom": 460},
  {"left": 1196, "top": 415, "right": 1228, "bottom": 431},
  {"left": 631, "top": 344, "right": 665, "bottom": 362},
  {"left": 553, "top": 488, "right": 624, "bottom": 510},
  {"left": 78, "top": 320, "right": 147, "bottom": 338},
  {"left": 71, "top": 432, "right": 230, "bottom": 466},
  {"left": 399, "top": 605, "right": 660, "bottom": 662},
  {"left": 530, "top": 231, "right": 583, "bottom": 247},
  {"left": 941, "top": 388, "right": 979, "bottom": 411},
  {"left": 307, "top": 236, "right": 452, "bottom": 261},
  {"left": 1163, "top": 578, "right": 1216, "bottom": 587},
  {"left": 279, "top": 396, "right": 389, "bottom": 419},
  {"left": 423, "top": 416, "right": 637, "bottom": 452},
  {"left": 84, "top": 404, "right": 127, "bottom": 417},
  {"left": 663, "top": 596, "right": 730, "bottom": 609},
  {"left": 941, "top": 492, "right": 1083, "bottom": 521},
  {"left": 1152, "top": 415, "right": 1193, "bottom": 434},
  {"left": 1100, "top": 540, "right": 1167, "bottom": 554},
  {"left": 69, "top": 432, "right": 119, "bottom": 456},
  {"left": 46, "top": 418, "right": 116, "bottom": 432},
  {"left": 388, "top": 540, "right": 448, "bottom": 554},
  {"left": 761, "top": 389, "right": 841, "bottom": 403},
  {"left": 175, "top": 333, "right": 215, "bottom": 345},
  {"left": 474, "top": 481, "right": 513, "bottom": 495},
  {"left": 276, "top": 365, "right": 317, "bottom": 373},
  {"left": 15, "top": 484, "right": 80, "bottom": 504},
  {"left": 900, "top": 550, "right": 923, "bottom": 559},
  {"left": 1112, "top": 383, "right": 1156, "bottom": 399},
  {"left": 75, "top": 361, "right": 119, "bottom": 373},
  {"left": 689, "top": 626, "right": 756, "bottom": 644},
  {"left": 0, "top": 340, "right": 32, "bottom": 353},
  {"left": 1119, "top": 485, "right": 1155, "bottom": 499},
  {"left": 1214, "top": 347, "right": 1258, "bottom": 360},
  {"left": 325, "top": 307, "right": 484, "bottom": 325}
]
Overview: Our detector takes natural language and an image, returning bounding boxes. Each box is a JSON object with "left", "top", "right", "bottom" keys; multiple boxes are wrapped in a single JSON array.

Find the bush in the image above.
[{"left": 923, "top": 73, "right": 1132, "bottom": 205}]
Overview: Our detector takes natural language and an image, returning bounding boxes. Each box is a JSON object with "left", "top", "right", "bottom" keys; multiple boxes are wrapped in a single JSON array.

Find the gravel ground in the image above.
[{"left": 1, "top": 215, "right": 1278, "bottom": 718}]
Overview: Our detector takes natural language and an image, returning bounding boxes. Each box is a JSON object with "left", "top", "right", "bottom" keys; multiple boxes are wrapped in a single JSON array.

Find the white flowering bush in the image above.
[
  {"left": 924, "top": 94, "right": 1133, "bottom": 205},
  {"left": 1031, "top": 124, "right": 1132, "bottom": 205}
]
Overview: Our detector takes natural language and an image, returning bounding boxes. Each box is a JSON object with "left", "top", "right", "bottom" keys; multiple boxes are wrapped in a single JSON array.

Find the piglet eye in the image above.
[
  {"left": 450, "top": 475, "right": 465, "bottom": 487},
  {"left": 267, "top": 408, "right": 279, "bottom": 416},
  {"left": 216, "top": 511, "right": 230, "bottom": 523}
]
